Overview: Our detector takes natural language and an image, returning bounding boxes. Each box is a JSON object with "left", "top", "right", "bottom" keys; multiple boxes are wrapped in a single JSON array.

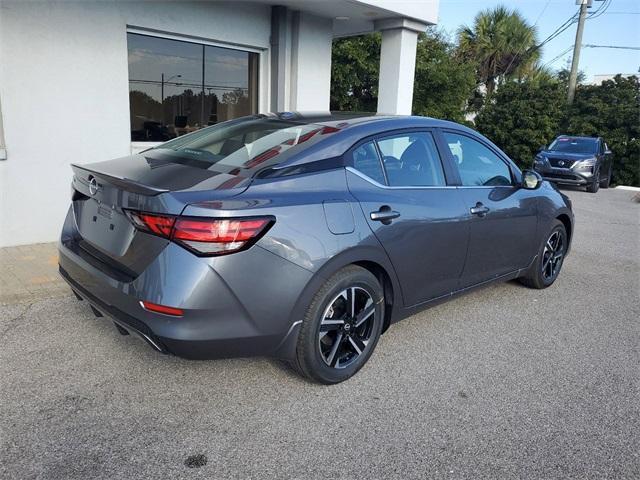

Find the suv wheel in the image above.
[
  {"left": 519, "top": 220, "right": 567, "bottom": 289},
  {"left": 295, "top": 265, "right": 384, "bottom": 384}
]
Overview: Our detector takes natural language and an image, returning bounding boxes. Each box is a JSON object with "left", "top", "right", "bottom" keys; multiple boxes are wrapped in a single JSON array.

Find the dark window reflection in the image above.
[{"left": 127, "top": 33, "right": 258, "bottom": 142}]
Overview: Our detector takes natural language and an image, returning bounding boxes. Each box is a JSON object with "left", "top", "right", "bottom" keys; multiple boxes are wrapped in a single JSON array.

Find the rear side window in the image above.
[
  {"left": 377, "top": 132, "right": 446, "bottom": 187},
  {"left": 443, "top": 132, "right": 512, "bottom": 187},
  {"left": 352, "top": 142, "right": 386, "bottom": 185}
]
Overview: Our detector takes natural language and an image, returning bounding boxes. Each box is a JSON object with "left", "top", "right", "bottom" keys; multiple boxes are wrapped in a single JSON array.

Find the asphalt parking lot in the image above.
[{"left": 1, "top": 187, "right": 638, "bottom": 479}]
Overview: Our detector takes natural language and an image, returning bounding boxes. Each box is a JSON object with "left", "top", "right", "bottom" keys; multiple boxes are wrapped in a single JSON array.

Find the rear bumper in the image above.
[
  {"left": 59, "top": 266, "right": 169, "bottom": 353},
  {"left": 59, "top": 207, "right": 312, "bottom": 360}
]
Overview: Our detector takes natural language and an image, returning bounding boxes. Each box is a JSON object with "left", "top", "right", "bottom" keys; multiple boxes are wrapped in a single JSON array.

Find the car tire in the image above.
[
  {"left": 294, "top": 265, "right": 384, "bottom": 384},
  {"left": 586, "top": 169, "right": 600, "bottom": 193},
  {"left": 600, "top": 166, "right": 612, "bottom": 188},
  {"left": 519, "top": 220, "right": 567, "bottom": 289}
]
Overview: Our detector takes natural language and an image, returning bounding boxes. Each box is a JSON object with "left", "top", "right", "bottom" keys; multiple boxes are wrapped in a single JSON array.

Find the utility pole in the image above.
[{"left": 567, "top": 0, "right": 591, "bottom": 104}]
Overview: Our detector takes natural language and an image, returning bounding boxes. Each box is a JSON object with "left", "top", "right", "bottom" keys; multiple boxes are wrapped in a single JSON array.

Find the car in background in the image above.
[
  {"left": 533, "top": 135, "right": 613, "bottom": 193},
  {"left": 59, "top": 113, "right": 574, "bottom": 384}
]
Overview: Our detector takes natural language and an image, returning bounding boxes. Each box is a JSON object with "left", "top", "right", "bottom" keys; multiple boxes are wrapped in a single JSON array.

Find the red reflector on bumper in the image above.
[{"left": 140, "top": 301, "right": 183, "bottom": 317}]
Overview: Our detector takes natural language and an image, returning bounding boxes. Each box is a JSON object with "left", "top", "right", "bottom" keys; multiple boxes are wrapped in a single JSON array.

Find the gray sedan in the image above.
[{"left": 59, "top": 113, "right": 574, "bottom": 383}]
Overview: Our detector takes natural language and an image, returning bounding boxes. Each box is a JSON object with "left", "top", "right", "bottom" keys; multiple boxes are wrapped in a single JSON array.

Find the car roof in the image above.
[
  {"left": 262, "top": 111, "right": 463, "bottom": 130},
  {"left": 261, "top": 112, "right": 490, "bottom": 172}
]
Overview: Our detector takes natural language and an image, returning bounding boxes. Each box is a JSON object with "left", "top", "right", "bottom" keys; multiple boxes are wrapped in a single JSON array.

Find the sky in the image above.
[{"left": 436, "top": 0, "right": 640, "bottom": 82}]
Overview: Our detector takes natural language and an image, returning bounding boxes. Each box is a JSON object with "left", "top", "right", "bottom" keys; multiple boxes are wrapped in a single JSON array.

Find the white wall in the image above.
[
  {"left": 290, "top": 12, "right": 333, "bottom": 111},
  {"left": 0, "top": 0, "right": 428, "bottom": 247},
  {"left": 0, "top": 0, "right": 272, "bottom": 247}
]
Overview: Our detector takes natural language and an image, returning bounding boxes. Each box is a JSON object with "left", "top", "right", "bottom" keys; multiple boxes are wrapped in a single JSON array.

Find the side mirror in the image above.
[
  {"left": 538, "top": 145, "right": 547, "bottom": 152},
  {"left": 605, "top": 149, "right": 612, "bottom": 155},
  {"left": 522, "top": 169, "right": 542, "bottom": 190}
]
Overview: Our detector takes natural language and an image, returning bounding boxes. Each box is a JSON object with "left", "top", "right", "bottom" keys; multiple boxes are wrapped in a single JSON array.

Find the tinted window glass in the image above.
[
  {"left": 352, "top": 142, "right": 385, "bottom": 184},
  {"left": 444, "top": 132, "right": 512, "bottom": 187},
  {"left": 127, "top": 33, "right": 258, "bottom": 142},
  {"left": 548, "top": 136, "right": 598, "bottom": 154},
  {"left": 152, "top": 118, "right": 342, "bottom": 173},
  {"left": 377, "top": 132, "right": 446, "bottom": 187}
]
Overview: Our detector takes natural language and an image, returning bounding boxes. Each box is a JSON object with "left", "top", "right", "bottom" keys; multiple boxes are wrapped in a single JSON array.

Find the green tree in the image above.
[
  {"left": 565, "top": 75, "right": 640, "bottom": 186},
  {"left": 330, "top": 29, "right": 476, "bottom": 122},
  {"left": 474, "top": 78, "right": 566, "bottom": 169},
  {"left": 330, "top": 33, "right": 381, "bottom": 112},
  {"left": 457, "top": 6, "right": 540, "bottom": 97},
  {"left": 412, "top": 31, "right": 477, "bottom": 123}
]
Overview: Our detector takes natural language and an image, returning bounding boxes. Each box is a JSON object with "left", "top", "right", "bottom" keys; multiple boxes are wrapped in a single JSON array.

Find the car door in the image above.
[
  {"left": 346, "top": 130, "right": 470, "bottom": 307},
  {"left": 600, "top": 139, "right": 613, "bottom": 179},
  {"left": 440, "top": 130, "right": 538, "bottom": 288}
]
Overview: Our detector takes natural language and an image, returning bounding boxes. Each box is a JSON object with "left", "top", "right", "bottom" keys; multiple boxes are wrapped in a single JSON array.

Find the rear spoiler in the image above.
[{"left": 71, "top": 164, "right": 169, "bottom": 196}]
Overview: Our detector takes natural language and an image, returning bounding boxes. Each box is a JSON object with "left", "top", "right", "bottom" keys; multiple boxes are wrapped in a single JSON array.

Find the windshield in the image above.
[
  {"left": 150, "top": 116, "right": 341, "bottom": 174},
  {"left": 548, "top": 137, "right": 598, "bottom": 154}
]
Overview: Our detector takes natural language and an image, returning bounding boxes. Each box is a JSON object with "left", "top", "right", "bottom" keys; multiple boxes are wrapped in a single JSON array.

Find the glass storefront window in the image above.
[{"left": 127, "top": 33, "right": 258, "bottom": 142}]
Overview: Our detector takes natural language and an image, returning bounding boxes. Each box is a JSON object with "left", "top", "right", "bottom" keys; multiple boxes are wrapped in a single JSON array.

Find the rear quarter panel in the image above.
[{"left": 181, "top": 167, "right": 405, "bottom": 319}]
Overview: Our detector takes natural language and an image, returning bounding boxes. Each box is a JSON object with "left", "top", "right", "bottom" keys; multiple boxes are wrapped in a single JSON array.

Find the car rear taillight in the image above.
[
  {"left": 125, "top": 211, "right": 273, "bottom": 256},
  {"left": 172, "top": 218, "right": 271, "bottom": 254}
]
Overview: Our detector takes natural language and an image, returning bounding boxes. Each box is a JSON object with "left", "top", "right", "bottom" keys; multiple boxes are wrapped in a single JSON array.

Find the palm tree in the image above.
[{"left": 457, "top": 6, "right": 540, "bottom": 96}]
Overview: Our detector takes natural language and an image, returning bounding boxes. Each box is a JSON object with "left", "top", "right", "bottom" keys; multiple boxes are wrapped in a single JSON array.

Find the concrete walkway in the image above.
[{"left": 0, "top": 242, "right": 68, "bottom": 305}]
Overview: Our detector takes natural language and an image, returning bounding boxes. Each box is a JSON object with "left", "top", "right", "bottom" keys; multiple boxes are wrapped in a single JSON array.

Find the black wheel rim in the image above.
[
  {"left": 542, "top": 231, "right": 565, "bottom": 281},
  {"left": 318, "top": 287, "right": 377, "bottom": 369}
]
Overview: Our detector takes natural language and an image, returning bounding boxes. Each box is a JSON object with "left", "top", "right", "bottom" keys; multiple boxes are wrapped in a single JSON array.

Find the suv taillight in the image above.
[{"left": 125, "top": 211, "right": 273, "bottom": 256}]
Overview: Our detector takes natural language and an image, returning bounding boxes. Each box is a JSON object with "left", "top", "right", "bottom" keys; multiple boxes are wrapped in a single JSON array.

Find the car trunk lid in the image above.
[{"left": 69, "top": 152, "right": 251, "bottom": 274}]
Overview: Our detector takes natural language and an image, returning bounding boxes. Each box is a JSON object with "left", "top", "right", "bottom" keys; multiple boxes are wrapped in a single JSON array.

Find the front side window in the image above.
[
  {"left": 443, "top": 132, "right": 512, "bottom": 187},
  {"left": 376, "top": 132, "right": 446, "bottom": 187},
  {"left": 127, "top": 33, "right": 258, "bottom": 142}
]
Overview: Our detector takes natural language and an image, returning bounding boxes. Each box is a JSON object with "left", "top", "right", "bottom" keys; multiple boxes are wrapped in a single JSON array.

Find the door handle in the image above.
[
  {"left": 370, "top": 206, "right": 401, "bottom": 224},
  {"left": 470, "top": 202, "right": 490, "bottom": 217}
]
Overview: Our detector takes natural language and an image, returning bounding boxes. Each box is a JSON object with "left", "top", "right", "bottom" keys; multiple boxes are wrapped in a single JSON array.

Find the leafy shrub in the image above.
[
  {"left": 566, "top": 75, "right": 639, "bottom": 186},
  {"left": 475, "top": 79, "right": 565, "bottom": 170},
  {"left": 475, "top": 75, "right": 640, "bottom": 186}
]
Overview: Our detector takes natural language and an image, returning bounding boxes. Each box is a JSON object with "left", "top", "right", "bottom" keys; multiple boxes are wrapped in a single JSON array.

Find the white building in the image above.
[
  {"left": 591, "top": 73, "right": 639, "bottom": 85},
  {"left": 0, "top": 0, "right": 438, "bottom": 247}
]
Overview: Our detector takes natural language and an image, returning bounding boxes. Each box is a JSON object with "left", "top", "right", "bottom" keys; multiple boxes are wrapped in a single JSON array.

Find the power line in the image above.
[
  {"left": 536, "top": 0, "right": 610, "bottom": 52},
  {"left": 586, "top": 0, "right": 612, "bottom": 20},
  {"left": 502, "top": 0, "right": 553, "bottom": 77},
  {"left": 542, "top": 43, "right": 639, "bottom": 70},
  {"left": 542, "top": 45, "right": 574, "bottom": 68},
  {"left": 534, "top": 14, "right": 578, "bottom": 52},
  {"left": 583, "top": 44, "right": 640, "bottom": 50}
]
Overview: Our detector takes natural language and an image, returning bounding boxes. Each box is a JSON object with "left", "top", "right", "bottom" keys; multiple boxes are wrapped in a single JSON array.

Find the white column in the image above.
[
  {"left": 270, "top": 6, "right": 292, "bottom": 112},
  {"left": 376, "top": 19, "right": 428, "bottom": 115},
  {"left": 270, "top": 9, "right": 333, "bottom": 112},
  {"left": 289, "top": 12, "right": 333, "bottom": 111}
]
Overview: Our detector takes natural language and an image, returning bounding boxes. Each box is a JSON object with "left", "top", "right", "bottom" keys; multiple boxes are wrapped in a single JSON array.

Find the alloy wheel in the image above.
[
  {"left": 541, "top": 231, "right": 565, "bottom": 281},
  {"left": 318, "top": 287, "right": 377, "bottom": 369}
]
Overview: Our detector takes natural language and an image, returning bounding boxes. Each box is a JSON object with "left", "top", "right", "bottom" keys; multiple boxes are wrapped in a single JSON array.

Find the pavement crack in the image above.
[{"left": 0, "top": 303, "right": 34, "bottom": 339}]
